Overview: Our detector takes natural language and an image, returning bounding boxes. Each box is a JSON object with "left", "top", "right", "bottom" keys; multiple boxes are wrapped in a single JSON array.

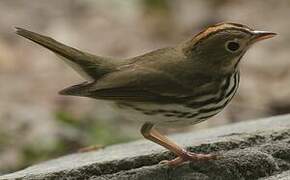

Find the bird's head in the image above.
[{"left": 181, "top": 22, "right": 276, "bottom": 75}]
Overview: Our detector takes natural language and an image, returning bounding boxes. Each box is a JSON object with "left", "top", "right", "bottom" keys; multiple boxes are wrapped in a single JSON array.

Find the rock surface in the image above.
[{"left": 2, "top": 114, "right": 290, "bottom": 180}]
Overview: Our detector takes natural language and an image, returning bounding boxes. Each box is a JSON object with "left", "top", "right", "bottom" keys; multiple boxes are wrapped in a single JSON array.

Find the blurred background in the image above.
[{"left": 0, "top": 0, "right": 289, "bottom": 174}]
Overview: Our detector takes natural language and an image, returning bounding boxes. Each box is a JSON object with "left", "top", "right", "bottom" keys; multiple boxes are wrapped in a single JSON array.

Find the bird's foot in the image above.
[{"left": 160, "top": 150, "right": 219, "bottom": 167}]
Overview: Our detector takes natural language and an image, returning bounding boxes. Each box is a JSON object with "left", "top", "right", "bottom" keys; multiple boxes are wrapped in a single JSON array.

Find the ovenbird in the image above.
[{"left": 16, "top": 22, "right": 276, "bottom": 166}]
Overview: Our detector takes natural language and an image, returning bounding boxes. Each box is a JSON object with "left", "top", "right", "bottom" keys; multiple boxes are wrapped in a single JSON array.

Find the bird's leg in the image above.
[{"left": 141, "top": 122, "right": 217, "bottom": 166}]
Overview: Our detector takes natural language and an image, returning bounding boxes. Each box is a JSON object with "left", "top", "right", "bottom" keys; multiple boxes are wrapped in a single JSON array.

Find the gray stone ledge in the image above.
[
  {"left": 2, "top": 114, "right": 290, "bottom": 180},
  {"left": 261, "top": 170, "right": 290, "bottom": 180}
]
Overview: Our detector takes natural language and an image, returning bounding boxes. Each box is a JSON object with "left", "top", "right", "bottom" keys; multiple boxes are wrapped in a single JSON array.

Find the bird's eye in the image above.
[{"left": 225, "top": 41, "right": 240, "bottom": 53}]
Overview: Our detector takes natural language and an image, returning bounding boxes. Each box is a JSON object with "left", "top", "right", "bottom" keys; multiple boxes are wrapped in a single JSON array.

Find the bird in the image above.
[{"left": 15, "top": 22, "right": 276, "bottom": 166}]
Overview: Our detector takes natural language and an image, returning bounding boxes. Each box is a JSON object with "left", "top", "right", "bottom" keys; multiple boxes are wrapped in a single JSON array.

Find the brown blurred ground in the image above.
[{"left": 0, "top": 0, "right": 290, "bottom": 174}]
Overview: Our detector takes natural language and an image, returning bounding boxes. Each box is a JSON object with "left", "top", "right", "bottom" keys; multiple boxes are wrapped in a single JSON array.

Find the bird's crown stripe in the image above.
[{"left": 190, "top": 23, "right": 252, "bottom": 44}]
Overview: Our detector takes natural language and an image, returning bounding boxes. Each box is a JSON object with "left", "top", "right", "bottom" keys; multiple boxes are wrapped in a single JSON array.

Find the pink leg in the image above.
[{"left": 141, "top": 123, "right": 217, "bottom": 166}]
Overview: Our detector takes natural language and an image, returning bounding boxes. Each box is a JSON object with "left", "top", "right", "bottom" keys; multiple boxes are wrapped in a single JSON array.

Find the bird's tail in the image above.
[{"left": 15, "top": 27, "right": 116, "bottom": 80}]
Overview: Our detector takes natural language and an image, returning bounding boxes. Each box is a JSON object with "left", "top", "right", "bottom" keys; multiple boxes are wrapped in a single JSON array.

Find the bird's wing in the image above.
[{"left": 59, "top": 66, "right": 194, "bottom": 103}]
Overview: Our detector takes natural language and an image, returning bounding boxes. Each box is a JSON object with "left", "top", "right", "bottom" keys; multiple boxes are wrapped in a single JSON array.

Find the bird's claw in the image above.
[{"left": 160, "top": 151, "right": 220, "bottom": 167}]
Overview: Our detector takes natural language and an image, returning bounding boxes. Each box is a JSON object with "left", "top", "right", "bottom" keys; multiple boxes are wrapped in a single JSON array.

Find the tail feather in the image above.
[
  {"left": 58, "top": 81, "right": 93, "bottom": 96},
  {"left": 15, "top": 27, "right": 116, "bottom": 80}
]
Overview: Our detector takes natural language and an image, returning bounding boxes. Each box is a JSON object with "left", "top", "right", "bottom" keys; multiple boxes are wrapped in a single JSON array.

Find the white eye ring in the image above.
[{"left": 225, "top": 40, "right": 241, "bottom": 53}]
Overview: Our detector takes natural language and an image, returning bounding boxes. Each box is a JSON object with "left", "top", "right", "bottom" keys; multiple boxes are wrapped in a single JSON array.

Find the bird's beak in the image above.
[{"left": 251, "top": 31, "right": 277, "bottom": 43}]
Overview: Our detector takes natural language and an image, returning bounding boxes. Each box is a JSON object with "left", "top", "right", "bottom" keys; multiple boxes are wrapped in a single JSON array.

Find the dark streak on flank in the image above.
[{"left": 117, "top": 71, "right": 239, "bottom": 120}]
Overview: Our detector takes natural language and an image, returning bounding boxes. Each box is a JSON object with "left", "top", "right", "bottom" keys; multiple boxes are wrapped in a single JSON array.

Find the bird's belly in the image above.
[
  {"left": 114, "top": 71, "right": 239, "bottom": 127},
  {"left": 115, "top": 102, "right": 225, "bottom": 127}
]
